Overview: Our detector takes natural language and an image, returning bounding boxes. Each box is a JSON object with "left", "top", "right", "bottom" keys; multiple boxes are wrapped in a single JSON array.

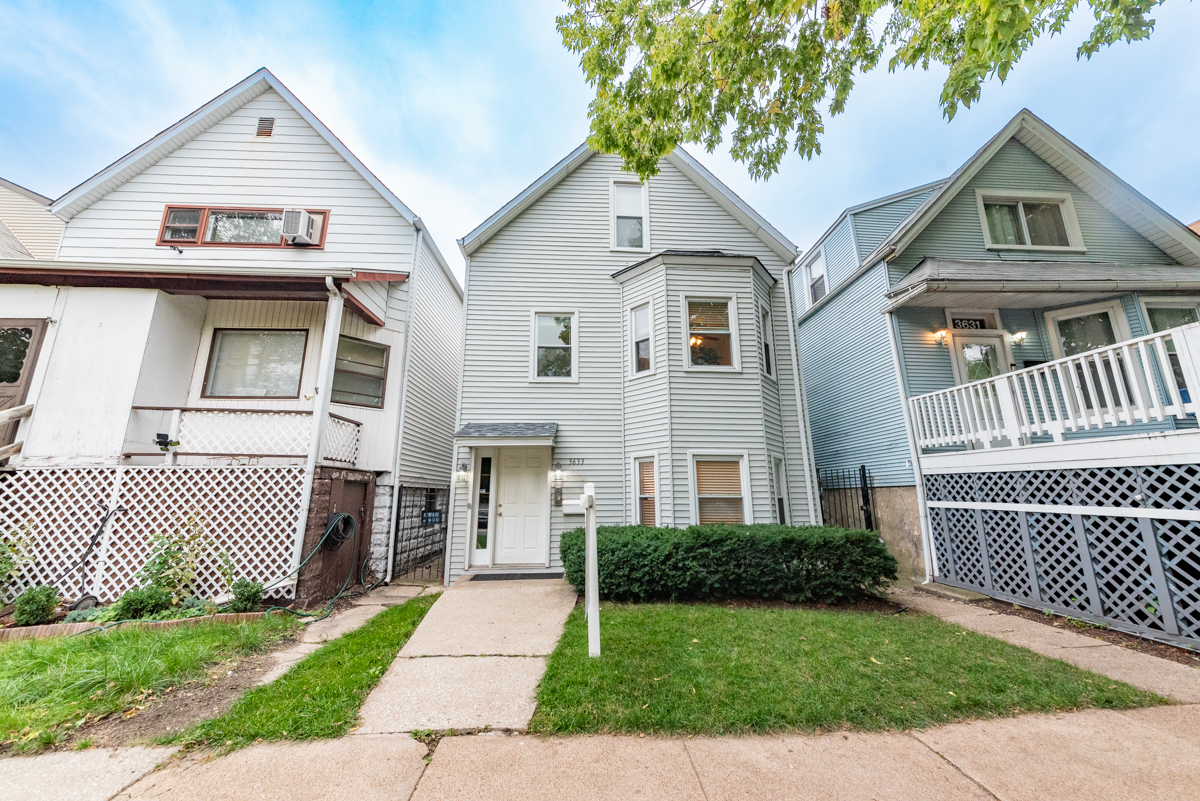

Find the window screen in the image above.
[
  {"left": 695, "top": 459, "right": 743, "bottom": 524},
  {"left": 332, "top": 336, "right": 387, "bottom": 407},
  {"left": 204, "top": 329, "right": 306, "bottom": 397}
]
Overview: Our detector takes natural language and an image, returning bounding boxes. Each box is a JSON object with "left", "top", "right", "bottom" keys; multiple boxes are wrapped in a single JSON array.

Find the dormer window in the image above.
[
  {"left": 157, "top": 205, "right": 328, "bottom": 248},
  {"left": 612, "top": 181, "right": 647, "bottom": 250},
  {"left": 976, "top": 190, "right": 1084, "bottom": 251}
]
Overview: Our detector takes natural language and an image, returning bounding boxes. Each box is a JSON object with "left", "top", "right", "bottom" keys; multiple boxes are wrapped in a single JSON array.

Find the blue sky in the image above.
[{"left": 1, "top": 0, "right": 1198, "bottom": 280}]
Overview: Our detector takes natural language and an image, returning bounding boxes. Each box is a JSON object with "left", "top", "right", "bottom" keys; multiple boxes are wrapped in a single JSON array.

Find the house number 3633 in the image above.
[{"left": 567, "top": 459, "right": 585, "bottom": 466}]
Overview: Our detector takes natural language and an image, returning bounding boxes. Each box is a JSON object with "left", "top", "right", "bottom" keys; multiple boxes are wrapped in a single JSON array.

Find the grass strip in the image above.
[
  {"left": 1, "top": 615, "right": 298, "bottom": 752},
  {"left": 532, "top": 603, "right": 1165, "bottom": 735},
  {"left": 179, "top": 592, "right": 438, "bottom": 748}
]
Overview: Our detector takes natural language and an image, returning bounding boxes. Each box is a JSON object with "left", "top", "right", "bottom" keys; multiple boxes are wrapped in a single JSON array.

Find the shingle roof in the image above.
[{"left": 454, "top": 423, "right": 558, "bottom": 439}]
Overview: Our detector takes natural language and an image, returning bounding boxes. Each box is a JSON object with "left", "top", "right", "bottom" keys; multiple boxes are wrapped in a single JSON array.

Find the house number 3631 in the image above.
[{"left": 567, "top": 459, "right": 585, "bottom": 466}]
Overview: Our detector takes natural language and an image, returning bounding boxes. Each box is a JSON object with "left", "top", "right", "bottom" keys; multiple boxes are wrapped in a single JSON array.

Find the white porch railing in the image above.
[
  {"left": 909, "top": 322, "right": 1200, "bottom": 451},
  {"left": 126, "top": 407, "right": 361, "bottom": 466},
  {"left": 0, "top": 402, "right": 34, "bottom": 459}
]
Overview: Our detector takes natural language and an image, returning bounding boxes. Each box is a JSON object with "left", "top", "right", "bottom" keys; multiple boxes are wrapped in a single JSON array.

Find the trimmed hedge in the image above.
[{"left": 561, "top": 524, "right": 897, "bottom": 604}]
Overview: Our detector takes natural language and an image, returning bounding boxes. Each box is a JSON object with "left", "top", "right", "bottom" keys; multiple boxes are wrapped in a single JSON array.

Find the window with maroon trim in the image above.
[{"left": 157, "top": 206, "right": 328, "bottom": 248}]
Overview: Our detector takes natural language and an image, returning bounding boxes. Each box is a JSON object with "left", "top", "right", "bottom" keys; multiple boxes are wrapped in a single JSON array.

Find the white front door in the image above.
[
  {"left": 495, "top": 447, "right": 549, "bottom": 565},
  {"left": 950, "top": 332, "right": 1010, "bottom": 384}
]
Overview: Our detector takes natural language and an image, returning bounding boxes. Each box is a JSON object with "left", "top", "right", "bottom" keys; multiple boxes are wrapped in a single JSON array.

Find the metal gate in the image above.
[
  {"left": 391, "top": 484, "right": 448, "bottom": 584},
  {"left": 818, "top": 466, "right": 876, "bottom": 531}
]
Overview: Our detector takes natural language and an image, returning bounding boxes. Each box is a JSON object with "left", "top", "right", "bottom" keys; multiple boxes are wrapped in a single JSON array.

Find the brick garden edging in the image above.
[{"left": 0, "top": 611, "right": 278, "bottom": 643}]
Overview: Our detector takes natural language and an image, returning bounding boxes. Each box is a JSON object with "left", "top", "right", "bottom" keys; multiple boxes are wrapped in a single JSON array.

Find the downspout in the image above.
[
  {"left": 782, "top": 264, "right": 820, "bottom": 525},
  {"left": 287, "top": 277, "right": 345, "bottom": 588},
  {"left": 385, "top": 224, "right": 425, "bottom": 581},
  {"left": 885, "top": 303, "right": 935, "bottom": 583}
]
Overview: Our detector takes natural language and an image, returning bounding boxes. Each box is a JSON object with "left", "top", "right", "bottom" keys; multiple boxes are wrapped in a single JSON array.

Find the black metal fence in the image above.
[
  {"left": 391, "top": 484, "right": 448, "bottom": 584},
  {"left": 818, "top": 466, "right": 876, "bottom": 531}
]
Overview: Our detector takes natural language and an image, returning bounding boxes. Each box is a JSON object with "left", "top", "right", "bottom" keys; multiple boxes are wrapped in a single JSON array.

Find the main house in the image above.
[
  {"left": 793, "top": 109, "right": 1200, "bottom": 646},
  {"left": 444, "top": 145, "right": 820, "bottom": 581},
  {"left": 0, "top": 69, "right": 461, "bottom": 605}
]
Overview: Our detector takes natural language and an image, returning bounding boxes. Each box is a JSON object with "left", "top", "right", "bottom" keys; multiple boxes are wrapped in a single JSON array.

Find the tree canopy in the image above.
[{"left": 557, "top": 0, "right": 1167, "bottom": 179}]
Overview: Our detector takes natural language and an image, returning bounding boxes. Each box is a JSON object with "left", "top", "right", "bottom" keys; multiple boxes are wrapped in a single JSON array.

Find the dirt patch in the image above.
[
  {"left": 974, "top": 597, "right": 1200, "bottom": 668},
  {"left": 66, "top": 632, "right": 300, "bottom": 749}
]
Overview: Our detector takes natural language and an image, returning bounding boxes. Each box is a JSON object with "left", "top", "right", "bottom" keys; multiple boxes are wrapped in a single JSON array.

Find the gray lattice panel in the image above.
[
  {"left": 1029, "top": 513, "right": 1092, "bottom": 613},
  {"left": 1023, "top": 470, "right": 1075, "bottom": 505},
  {"left": 1141, "top": 464, "right": 1200, "bottom": 511},
  {"left": 1073, "top": 467, "right": 1142, "bottom": 508},
  {"left": 1083, "top": 516, "right": 1167, "bottom": 632},
  {"left": 1153, "top": 519, "right": 1200, "bottom": 639},
  {"left": 947, "top": 508, "right": 987, "bottom": 589},
  {"left": 924, "top": 474, "right": 951, "bottom": 502},
  {"left": 977, "top": 472, "right": 1024, "bottom": 504},
  {"left": 983, "top": 510, "right": 1035, "bottom": 599},
  {"left": 930, "top": 509, "right": 953, "bottom": 581},
  {"left": 941, "top": 473, "right": 978, "bottom": 503}
]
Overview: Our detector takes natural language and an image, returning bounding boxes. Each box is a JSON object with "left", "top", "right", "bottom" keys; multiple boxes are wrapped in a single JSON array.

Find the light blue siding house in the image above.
[{"left": 792, "top": 110, "right": 1200, "bottom": 648}]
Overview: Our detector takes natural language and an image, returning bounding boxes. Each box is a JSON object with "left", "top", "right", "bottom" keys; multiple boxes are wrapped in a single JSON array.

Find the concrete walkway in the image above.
[
  {"left": 354, "top": 576, "right": 577, "bottom": 734},
  {"left": 892, "top": 586, "right": 1200, "bottom": 703}
]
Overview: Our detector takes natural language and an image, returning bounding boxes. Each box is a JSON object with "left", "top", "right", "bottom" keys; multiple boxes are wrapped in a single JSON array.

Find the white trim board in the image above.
[
  {"left": 919, "top": 428, "right": 1200, "bottom": 473},
  {"left": 928, "top": 499, "right": 1200, "bottom": 523}
]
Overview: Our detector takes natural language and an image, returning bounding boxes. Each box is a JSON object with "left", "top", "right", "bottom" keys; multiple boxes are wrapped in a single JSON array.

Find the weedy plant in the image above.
[
  {"left": 0, "top": 524, "right": 34, "bottom": 604},
  {"left": 138, "top": 514, "right": 212, "bottom": 603}
]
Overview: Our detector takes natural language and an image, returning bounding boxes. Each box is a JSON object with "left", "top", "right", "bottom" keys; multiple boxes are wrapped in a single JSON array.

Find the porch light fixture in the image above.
[
  {"left": 1011, "top": 331, "right": 1028, "bottom": 345},
  {"left": 552, "top": 462, "right": 564, "bottom": 507},
  {"left": 933, "top": 329, "right": 948, "bottom": 346},
  {"left": 456, "top": 462, "right": 470, "bottom": 485}
]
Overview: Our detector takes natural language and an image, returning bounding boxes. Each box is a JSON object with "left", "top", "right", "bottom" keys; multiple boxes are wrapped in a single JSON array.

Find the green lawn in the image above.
[
  {"left": 532, "top": 603, "right": 1164, "bottom": 735},
  {"left": 0, "top": 616, "right": 299, "bottom": 752},
  {"left": 178, "top": 593, "right": 438, "bottom": 749}
]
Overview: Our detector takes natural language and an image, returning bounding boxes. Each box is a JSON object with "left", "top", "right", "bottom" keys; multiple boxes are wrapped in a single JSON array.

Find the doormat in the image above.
[{"left": 470, "top": 572, "right": 565, "bottom": 581}]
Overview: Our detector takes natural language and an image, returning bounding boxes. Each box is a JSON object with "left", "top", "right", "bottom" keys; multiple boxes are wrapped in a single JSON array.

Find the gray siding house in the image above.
[
  {"left": 793, "top": 110, "right": 1200, "bottom": 647},
  {"left": 445, "top": 146, "right": 819, "bottom": 582}
]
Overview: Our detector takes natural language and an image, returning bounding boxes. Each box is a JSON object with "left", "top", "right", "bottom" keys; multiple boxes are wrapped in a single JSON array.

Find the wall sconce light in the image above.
[
  {"left": 933, "top": 330, "right": 948, "bottom": 346},
  {"left": 1011, "top": 331, "right": 1028, "bottom": 345},
  {"left": 456, "top": 462, "right": 470, "bottom": 485},
  {"left": 552, "top": 462, "right": 564, "bottom": 507}
]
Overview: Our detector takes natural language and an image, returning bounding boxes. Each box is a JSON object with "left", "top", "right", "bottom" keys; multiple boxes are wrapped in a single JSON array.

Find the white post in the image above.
[{"left": 582, "top": 482, "right": 600, "bottom": 657}]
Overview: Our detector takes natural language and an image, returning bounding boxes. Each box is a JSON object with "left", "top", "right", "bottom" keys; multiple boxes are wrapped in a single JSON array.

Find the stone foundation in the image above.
[
  {"left": 872, "top": 485, "right": 924, "bottom": 581},
  {"left": 295, "top": 467, "right": 377, "bottom": 605}
]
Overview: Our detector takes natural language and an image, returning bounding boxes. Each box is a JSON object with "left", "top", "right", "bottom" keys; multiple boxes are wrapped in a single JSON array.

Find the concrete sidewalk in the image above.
[
  {"left": 99, "top": 705, "right": 1200, "bottom": 801},
  {"left": 354, "top": 576, "right": 577, "bottom": 734},
  {"left": 892, "top": 586, "right": 1200, "bottom": 703}
]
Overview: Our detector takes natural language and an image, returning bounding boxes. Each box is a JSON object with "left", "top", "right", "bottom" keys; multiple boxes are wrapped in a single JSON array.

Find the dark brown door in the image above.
[
  {"left": 323, "top": 479, "right": 370, "bottom": 597},
  {"left": 0, "top": 319, "right": 46, "bottom": 447}
]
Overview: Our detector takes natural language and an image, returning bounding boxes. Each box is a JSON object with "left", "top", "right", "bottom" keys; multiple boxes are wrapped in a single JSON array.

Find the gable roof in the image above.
[
  {"left": 859, "top": 109, "right": 1200, "bottom": 270},
  {"left": 0, "top": 219, "right": 33, "bottom": 259},
  {"left": 458, "top": 145, "right": 797, "bottom": 262},
  {"left": 50, "top": 68, "right": 417, "bottom": 225},
  {"left": 0, "top": 177, "right": 52, "bottom": 206}
]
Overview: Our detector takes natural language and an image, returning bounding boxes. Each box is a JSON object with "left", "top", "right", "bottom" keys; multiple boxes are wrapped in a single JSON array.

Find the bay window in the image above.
[
  {"left": 631, "top": 303, "right": 651, "bottom": 374},
  {"left": 693, "top": 457, "right": 747, "bottom": 524},
  {"left": 687, "top": 298, "right": 736, "bottom": 368}
]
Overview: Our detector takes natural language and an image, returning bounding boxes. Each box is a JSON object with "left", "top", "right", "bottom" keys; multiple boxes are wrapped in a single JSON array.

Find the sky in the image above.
[{"left": 1, "top": 0, "right": 1198, "bottom": 281}]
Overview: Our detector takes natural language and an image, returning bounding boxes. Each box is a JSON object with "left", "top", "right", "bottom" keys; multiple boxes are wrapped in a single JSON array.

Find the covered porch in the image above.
[{"left": 885, "top": 258, "right": 1200, "bottom": 647}]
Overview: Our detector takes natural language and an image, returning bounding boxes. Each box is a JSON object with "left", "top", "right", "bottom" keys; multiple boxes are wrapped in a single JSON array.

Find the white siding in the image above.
[
  {"left": 0, "top": 183, "right": 63, "bottom": 259},
  {"left": 56, "top": 90, "right": 416, "bottom": 273},
  {"left": 448, "top": 153, "right": 814, "bottom": 581},
  {"left": 396, "top": 238, "right": 462, "bottom": 485}
]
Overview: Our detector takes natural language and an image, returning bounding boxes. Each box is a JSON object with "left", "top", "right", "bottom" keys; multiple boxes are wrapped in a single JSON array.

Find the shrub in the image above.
[
  {"left": 64, "top": 605, "right": 103, "bottom": 624},
  {"left": 561, "top": 524, "right": 898, "bottom": 604},
  {"left": 138, "top": 514, "right": 211, "bottom": 603},
  {"left": 228, "top": 579, "right": 264, "bottom": 613},
  {"left": 14, "top": 585, "right": 59, "bottom": 626},
  {"left": 110, "top": 585, "right": 172, "bottom": 620}
]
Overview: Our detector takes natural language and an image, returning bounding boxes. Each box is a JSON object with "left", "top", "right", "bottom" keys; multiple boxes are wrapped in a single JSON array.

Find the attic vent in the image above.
[{"left": 256, "top": 117, "right": 275, "bottom": 137}]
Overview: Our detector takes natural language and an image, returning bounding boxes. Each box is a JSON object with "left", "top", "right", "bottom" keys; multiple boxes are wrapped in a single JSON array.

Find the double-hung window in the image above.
[
  {"left": 636, "top": 458, "right": 656, "bottom": 525},
  {"left": 203, "top": 329, "right": 307, "bottom": 398},
  {"left": 760, "top": 305, "right": 775, "bottom": 378},
  {"left": 694, "top": 457, "right": 747, "bottom": 524},
  {"left": 976, "top": 191, "right": 1083, "bottom": 250},
  {"left": 532, "top": 312, "right": 576, "bottom": 380},
  {"left": 808, "top": 250, "right": 827, "bottom": 304},
  {"left": 631, "top": 304, "right": 652, "bottom": 374},
  {"left": 687, "top": 299, "right": 736, "bottom": 368},
  {"left": 612, "top": 182, "right": 647, "bottom": 250},
  {"left": 331, "top": 335, "right": 388, "bottom": 407}
]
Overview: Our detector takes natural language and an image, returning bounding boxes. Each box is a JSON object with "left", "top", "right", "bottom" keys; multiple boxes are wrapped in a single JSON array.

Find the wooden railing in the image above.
[
  {"left": 909, "top": 322, "right": 1200, "bottom": 451},
  {"left": 0, "top": 403, "right": 34, "bottom": 459},
  {"left": 126, "top": 407, "right": 361, "bottom": 466}
]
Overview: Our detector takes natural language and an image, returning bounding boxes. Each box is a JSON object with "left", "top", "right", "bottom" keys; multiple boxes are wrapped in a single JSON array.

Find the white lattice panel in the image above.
[
  {"left": 322, "top": 417, "right": 361, "bottom": 465},
  {"left": 179, "top": 410, "right": 310, "bottom": 456},
  {"left": 1, "top": 466, "right": 304, "bottom": 602}
]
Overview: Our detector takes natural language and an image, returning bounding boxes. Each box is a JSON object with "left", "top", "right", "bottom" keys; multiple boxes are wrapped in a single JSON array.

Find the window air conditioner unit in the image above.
[{"left": 282, "top": 209, "right": 316, "bottom": 245}]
